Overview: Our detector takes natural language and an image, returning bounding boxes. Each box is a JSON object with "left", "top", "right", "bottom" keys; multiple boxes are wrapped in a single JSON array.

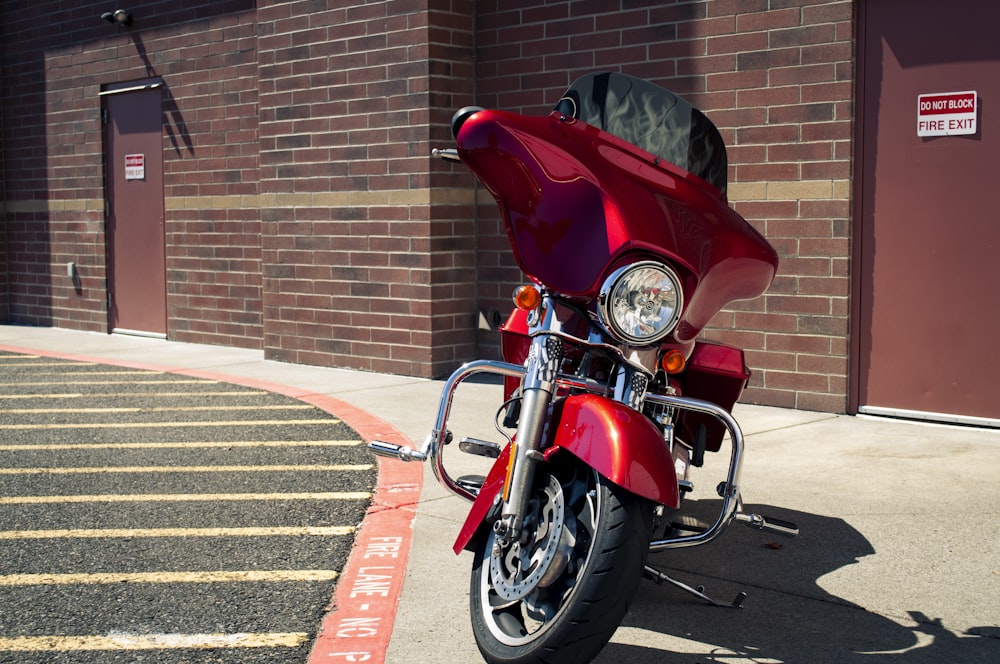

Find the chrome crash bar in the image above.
[
  {"left": 369, "top": 359, "right": 796, "bottom": 547},
  {"left": 370, "top": 360, "right": 525, "bottom": 501}
]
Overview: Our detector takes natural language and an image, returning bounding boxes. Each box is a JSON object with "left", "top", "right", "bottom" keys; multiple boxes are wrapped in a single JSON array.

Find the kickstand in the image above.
[{"left": 643, "top": 565, "right": 746, "bottom": 609}]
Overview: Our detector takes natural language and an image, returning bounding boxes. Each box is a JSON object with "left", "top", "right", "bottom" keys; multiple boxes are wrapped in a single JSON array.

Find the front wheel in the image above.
[{"left": 470, "top": 462, "right": 650, "bottom": 664}]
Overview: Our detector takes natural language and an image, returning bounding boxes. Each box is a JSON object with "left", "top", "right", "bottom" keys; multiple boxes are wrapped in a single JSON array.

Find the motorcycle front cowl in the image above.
[{"left": 455, "top": 101, "right": 777, "bottom": 343}]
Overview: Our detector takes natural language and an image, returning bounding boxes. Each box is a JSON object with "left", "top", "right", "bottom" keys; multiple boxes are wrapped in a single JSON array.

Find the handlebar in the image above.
[{"left": 432, "top": 148, "right": 461, "bottom": 162}]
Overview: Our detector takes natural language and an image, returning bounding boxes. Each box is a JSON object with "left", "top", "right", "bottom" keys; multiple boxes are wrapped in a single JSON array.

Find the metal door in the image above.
[
  {"left": 103, "top": 83, "right": 167, "bottom": 337},
  {"left": 855, "top": 0, "right": 1000, "bottom": 426}
]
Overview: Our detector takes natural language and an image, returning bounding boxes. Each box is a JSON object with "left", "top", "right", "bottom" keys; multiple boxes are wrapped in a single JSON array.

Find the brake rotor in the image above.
[{"left": 489, "top": 474, "right": 577, "bottom": 601}]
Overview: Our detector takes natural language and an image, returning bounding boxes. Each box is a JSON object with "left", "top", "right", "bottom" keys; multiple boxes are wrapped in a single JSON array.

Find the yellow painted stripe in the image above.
[
  {"left": 4, "top": 380, "right": 216, "bottom": 386},
  {"left": 3, "top": 360, "right": 103, "bottom": 373},
  {"left": 0, "top": 526, "right": 355, "bottom": 540},
  {"left": 0, "top": 405, "right": 314, "bottom": 414},
  {"left": 33, "top": 371, "right": 157, "bottom": 375},
  {"left": 0, "top": 464, "right": 372, "bottom": 475},
  {"left": 0, "top": 418, "right": 337, "bottom": 430},
  {"left": 0, "top": 569, "right": 339, "bottom": 586},
  {"left": 0, "top": 632, "right": 309, "bottom": 651},
  {"left": 0, "top": 355, "right": 41, "bottom": 359},
  {"left": 0, "top": 391, "right": 267, "bottom": 399},
  {"left": 0, "top": 439, "right": 361, "bottom": 451},
  {"left": 0, "top": 362, "right": 95, "bottom": 367},
  {"left": 0, "top": 491, "right": 371, "bottom": 505}
]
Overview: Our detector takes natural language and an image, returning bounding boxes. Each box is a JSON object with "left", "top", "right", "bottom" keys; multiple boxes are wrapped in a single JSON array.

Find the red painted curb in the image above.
[
  {"left": 303, "top": 393, "right": 422, "bottom": 664},
  {"left": 0, "top": 343, "right": 422, "bottom": 663}
]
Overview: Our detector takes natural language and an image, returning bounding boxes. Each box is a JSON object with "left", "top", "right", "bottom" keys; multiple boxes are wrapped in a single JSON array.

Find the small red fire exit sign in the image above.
[
  {"left": 125, "top": 153, "right": 145, "bottom": 180},
  {"left": 917, "top": 91, "right": 978, "bottom": 137}
]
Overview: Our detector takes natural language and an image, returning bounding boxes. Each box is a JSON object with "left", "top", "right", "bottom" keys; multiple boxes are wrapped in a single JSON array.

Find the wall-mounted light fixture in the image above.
[{"left": 101, "top": 9, "right": 133, "bottom": 27}]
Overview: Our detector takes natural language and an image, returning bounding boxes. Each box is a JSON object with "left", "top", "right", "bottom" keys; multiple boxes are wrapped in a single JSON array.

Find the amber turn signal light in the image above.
[
  {"left": 660, "top": 349, "right": 686, "bottom": 374},
  {"left": 513, "top": 284, "right": 541, "bottom": 310}
]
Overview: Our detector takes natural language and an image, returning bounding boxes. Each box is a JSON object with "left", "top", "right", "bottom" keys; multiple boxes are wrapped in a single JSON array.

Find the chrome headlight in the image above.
[{"left": 598, "top": 261, "right": 684, "bottom": 344}]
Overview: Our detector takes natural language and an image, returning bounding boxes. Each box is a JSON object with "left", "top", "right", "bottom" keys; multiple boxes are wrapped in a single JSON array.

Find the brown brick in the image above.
[
  {"left": 742, "top": 386, "right": 797, "bottom": 408},
  {"left": 798, "top": 353, "right": 848, "bottom": 375},
  {"left": 735, "top": 7, "right": 801, "bottom": 32},
  {"left": 796, "top": 391, "right": 848, "bottom": 413},
  {"left": 766, "top": 333, "right": 831, "bottom": 354}
]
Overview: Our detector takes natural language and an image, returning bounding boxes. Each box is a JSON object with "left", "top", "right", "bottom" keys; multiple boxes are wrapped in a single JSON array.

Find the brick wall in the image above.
[
  {"left": 0, "top": 0, "right": 261, "bottom": 347},
  {"left": 0, "top": 58, "right": 8, "bottom": 321},
  {"left": 256, "top": 0, "right": 476, "bottom": 377},
  {"left": 159, "top": 7, "right": 262, "bottom": 348},
  {"left": 472, "top": 0, "right": 855, "bottom": 411},
  {"left": 0, "top": 1, "right": 109, "bottom": 329}
]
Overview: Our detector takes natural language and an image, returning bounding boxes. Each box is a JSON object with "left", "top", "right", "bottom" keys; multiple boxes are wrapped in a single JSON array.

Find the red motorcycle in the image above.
[{"left": 371, "top": 72, "right": 798, "bottom": 664}]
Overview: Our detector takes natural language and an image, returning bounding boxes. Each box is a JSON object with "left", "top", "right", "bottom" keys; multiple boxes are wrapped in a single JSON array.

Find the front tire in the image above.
[{"left": 470, "top": 463, "right": 650, "bottom": 664}]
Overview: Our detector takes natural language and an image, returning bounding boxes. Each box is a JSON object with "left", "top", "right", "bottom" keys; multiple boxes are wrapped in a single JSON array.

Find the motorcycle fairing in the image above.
[
  {"left": 456, "top": 95, "right": 778, "bottom": 343},
  {"left": 453, "top": 393, "right": 678, "bottom": 554}
]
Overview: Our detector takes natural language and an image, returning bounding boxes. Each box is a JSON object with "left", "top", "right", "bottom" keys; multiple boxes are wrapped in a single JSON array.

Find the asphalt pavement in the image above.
[
  {"left": 0, "top": 347, "right": 374, "bottom": 663},
  {"left": 0, "top": 324, "right": 998, "bottom": 663}
]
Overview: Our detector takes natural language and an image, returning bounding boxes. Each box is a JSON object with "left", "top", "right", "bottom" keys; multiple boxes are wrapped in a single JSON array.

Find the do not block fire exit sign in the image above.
[
  {"left": 917, "top": 91, "right": 978, "bottom": 137},
  {"left": 125, "top": 153, "right": 145, "bottom": 180}
]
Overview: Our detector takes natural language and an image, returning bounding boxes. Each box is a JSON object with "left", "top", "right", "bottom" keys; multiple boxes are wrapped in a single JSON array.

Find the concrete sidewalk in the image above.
[{"left": 1, "top": 324, "right": 997, "bottom": 663}]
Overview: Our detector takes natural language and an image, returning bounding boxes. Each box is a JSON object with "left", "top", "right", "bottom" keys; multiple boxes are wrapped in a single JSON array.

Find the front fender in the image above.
[
  {"left": 452, "top": 394, "right": 678, "bottom": 554},
  {"left": 551, "top": 394, "right": 679, "bottom": 508}
]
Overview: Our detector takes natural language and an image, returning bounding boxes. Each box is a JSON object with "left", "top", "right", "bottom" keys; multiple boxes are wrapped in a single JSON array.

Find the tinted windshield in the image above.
[{"left": 555, "top": 72, "right": 728, "bottom": 193}]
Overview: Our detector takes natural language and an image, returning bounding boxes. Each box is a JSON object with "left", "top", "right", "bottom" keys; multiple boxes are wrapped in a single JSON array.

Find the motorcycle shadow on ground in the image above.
[{"left": 595, "top": 502, "right": 999, "bottom": 663}]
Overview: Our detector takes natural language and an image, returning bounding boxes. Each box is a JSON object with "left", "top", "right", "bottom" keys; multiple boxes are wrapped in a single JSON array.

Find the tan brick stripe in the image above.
[
  {"left": 0, "top": 189, "right": 476, "bottom": 214},
  {"left": 59, "top": 182, "right": 826, "bottom": 237}
]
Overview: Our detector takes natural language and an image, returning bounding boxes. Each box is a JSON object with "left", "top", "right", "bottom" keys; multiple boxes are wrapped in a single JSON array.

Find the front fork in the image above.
[
  {"left": 489, "top": 301, "right": 659, "bottom": 545},
  {"left": 493, "top": 331, "right": 563, "bottom": 544}
]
